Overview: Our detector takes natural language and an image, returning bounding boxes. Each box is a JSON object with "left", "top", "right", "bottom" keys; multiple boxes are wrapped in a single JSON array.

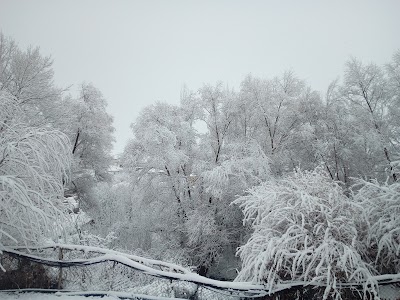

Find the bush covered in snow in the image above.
[
  {"left": 234, "top": 168, "right": 380, "bottom": 299},
  {"left": 354, "top": 180, "right": 400, "bottom": 275}
]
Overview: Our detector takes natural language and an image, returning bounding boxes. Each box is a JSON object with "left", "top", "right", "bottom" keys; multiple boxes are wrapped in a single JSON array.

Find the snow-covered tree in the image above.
[
  {"left": 124, "top": 98, "right": 266, "bottom": 276},
  {"left": 128, "top": 102, "right": 195, "bottom": 218},
  {"left": 0, "top": 91, "right": 72, "bottom": 251},
  {"left": 122, "top": 103, "right": 196, "bottom": 261},
  {"left": 0, "top": 33, "right": 66, "bottom": 128},
  {"left": 0, "top": 33, "right": 17, "bottom": 93},
  {"left": 234, "top": 168, "right": 377, "bottom": 299},
  {"left": 0, "top": 34, "right": 114, "bottom": 202},
  {"left": 309, "top": 53, "right": 400, "bottom": 185},
  {"left": 198, "top": 83, "right": 235, "bottom": 165},
  {"left": 342, "top": 58, "right": 396, "bottom": 182},
  {"left": 238, "top": 73, "right": 322, "bottom": 175},
  {"left": 307, "top": 80, "right": 356, "bottom": 186},
  {"left": 67, "top": 83, "right": 115, "bottom": 200},
  {"left": 386, "top": 50, "right": 400, "bottom": 177}
]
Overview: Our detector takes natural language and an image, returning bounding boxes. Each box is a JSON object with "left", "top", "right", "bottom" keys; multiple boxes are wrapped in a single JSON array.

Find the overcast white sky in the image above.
[{"left": 1, "top": 0, "right": 400, "bottom": 154}]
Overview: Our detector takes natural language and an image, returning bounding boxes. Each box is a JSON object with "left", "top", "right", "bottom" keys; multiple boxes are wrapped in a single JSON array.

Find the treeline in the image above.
[{"left": 116, "top": 51, "right": 400, "bottom": 298}]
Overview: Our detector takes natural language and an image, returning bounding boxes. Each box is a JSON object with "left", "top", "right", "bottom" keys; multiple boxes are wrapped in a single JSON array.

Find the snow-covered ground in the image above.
[
  {"left": 0, "top": 293, "right": 117, "bottom": 300},
  {"left": 0, "top": 291, "right": 186, "bottom": 300}
]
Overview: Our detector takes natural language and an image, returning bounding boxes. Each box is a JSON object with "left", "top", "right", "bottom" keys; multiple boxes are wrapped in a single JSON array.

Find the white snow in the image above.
[
  {"left": 0, "top": 291, "right": 187, "bottom": 300},
  {"left": 0, "top": 293, "right": 116, "bottom": 300}
]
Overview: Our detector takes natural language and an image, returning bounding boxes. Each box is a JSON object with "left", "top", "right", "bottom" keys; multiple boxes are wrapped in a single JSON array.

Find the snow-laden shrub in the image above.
[
  {"left": 0, "top": 91, "right": 72, "bottom": 251},
  {"left": 354, "top": 179, "right": 400, "bottom": 274},
  {"left": 234, "top": 168, "right": 377, "bottom": 299}
]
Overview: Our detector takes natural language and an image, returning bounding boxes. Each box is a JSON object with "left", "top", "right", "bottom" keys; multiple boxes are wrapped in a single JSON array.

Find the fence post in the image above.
[{"left": 58, "top": 247, "right": 63, "bottom": 289}]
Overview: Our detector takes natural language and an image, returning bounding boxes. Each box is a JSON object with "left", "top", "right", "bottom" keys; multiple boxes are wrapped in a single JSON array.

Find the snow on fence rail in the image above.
[
  {"left": 1, "top": 243, "right": 400, "bottom": 298},
  {"left": 0, "top": 289, "right": 189, "bottom": 300}
]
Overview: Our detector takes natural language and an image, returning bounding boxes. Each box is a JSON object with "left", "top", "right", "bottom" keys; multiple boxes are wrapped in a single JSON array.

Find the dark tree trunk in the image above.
[{"left": 72, "top": 129, "right": 80, "bottom": 154}]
